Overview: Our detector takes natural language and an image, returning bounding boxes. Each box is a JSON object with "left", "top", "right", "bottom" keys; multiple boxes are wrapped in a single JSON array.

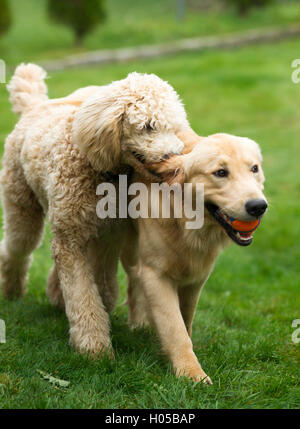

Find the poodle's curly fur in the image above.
[{"left": 0, "top": 63, "right": 189, "bottom": 355}]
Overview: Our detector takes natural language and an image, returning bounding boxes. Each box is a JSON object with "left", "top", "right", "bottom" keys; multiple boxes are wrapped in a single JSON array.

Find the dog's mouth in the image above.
[
  {"left": 205, "top": 203, "right": 260, "bottom": 246},
  {"left": 131, "top": 151, "right": 171, "bottom": 165},
  {"left": 131, "top": 151, "right": 146, "bottom": 164}
]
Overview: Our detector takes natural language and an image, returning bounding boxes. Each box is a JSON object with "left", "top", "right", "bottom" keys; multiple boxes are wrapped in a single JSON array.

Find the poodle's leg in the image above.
[
  {"left": 47, "top": 225, "right": 126, "bottom": 313},
  {"left": 47, "top": 243, "right": 119, "bottom": 312},
  {"left": 47, "top": 265, "right": 65, "bottom": 309},
  {"left": 47, "top": 229, "right": 124, "bottom": 313},
  {"left": 0, "top": 177, "right": 45, "bottom": 299},
  {"left": 52, "top": 235, "right": 112, "bottom": 355},
  {"left": 88, "top": 238, "right": 120, "bottom": 314}
]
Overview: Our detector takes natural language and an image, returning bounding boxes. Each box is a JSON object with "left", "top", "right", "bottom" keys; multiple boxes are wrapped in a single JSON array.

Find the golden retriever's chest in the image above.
[
  {"left": 168, "top": 228, "right": 228, "bottom": 286},
  {"left": 171, "top": 246, "right": 219, "bottom": 287}
]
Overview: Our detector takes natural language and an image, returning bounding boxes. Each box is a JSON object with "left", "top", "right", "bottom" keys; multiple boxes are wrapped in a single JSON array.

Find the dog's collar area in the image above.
[{"left": 205, "top": 202, "right": 258, "bottom": 246}]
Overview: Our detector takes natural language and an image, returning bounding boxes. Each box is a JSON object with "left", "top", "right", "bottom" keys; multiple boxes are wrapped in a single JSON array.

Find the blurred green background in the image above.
[{"left": 0, "top": 0, "right": 299, "bottom": 409}]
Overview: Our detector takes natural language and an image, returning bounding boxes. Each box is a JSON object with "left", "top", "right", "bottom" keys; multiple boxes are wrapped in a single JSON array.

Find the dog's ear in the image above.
[
  {"left": 176, "top": 128, "right": 202, "bottom": 154},
  {"left": 146, "top": 155, "right": 186, "bottom": 186},
  {"left": 72, "top": 91, "right": 124, "bottom": 171}
]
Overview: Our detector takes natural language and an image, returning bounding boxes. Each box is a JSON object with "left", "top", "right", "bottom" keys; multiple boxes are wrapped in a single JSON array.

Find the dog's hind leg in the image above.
[
  {"left": 88, "top": 238, "right": 120, "bottom": 314},
  {"left": 46, "top": 242, "right": 120, "bottom": 313},
  {"left": 126, "top": 269, "right": 151, "bottom": 329},
  {"left": 179, "top": 284, "right": 202, "bottom": 337},
  {"left": 47, "top": 265, "right": 65, "bottom": 309},
  {"left": 0, "top": 167, "right": 45, "bottom": 299},
  {"left": 121, "top": 226, "right": 151, "bottom": 329}
]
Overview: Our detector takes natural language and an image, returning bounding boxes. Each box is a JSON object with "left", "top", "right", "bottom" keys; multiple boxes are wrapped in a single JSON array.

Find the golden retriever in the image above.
[{"left": 121, "top": 129, "right": 268, "bottom": 384}]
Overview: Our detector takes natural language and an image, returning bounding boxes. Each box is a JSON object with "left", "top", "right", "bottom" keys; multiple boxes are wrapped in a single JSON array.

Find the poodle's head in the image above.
[{"left": 72, "top": 72, "right": 189, "bottom": 171}]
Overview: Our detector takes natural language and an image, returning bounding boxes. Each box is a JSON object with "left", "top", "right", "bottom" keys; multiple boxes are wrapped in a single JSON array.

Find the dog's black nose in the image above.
[{"left": 245, "top": 199, "right": 268, "bottom": 218}]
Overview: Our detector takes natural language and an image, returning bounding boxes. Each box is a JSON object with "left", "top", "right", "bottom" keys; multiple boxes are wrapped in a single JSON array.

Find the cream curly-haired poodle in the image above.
[{"left": 0, "top": 63, "right": 189, "bottom": 355}]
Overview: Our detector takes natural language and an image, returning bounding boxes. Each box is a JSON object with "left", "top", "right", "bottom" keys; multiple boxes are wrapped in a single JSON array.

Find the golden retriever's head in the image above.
[
  {"left": 149, "top": 132, "right": 267, "bottom": 246},
  {"left": 72, "top": 72, "right": 188, "bottom": 172}
]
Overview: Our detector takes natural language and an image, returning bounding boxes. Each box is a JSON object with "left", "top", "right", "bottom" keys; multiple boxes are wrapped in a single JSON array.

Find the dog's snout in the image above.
[{"left": 245, "top": 199, "right": 267, "bottom": 218}]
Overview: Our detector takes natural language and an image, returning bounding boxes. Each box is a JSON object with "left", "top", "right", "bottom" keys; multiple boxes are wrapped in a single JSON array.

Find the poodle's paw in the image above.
[
  {"left": 0, "top": 242, "right": 27, "bottom": 299},
  {"left": 0, "top": 282, "right": 26, "bottom": 300},
  {"left": 70, "top": 329, "right": 114, "bottom": 359}
]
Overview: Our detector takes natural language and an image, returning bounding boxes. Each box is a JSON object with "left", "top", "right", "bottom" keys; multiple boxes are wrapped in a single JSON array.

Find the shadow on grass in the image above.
[{"left": 0, "top": 292, "right": 166, "bottom": 377}]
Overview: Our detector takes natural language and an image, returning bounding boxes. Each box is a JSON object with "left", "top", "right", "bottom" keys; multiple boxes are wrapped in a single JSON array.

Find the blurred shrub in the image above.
[
  {"left": 188, "top": 0, "right": 223, "bottom": 11},
  {"left": 226, "top": 0, "right": 274, "bottom": 16},
  {"left": 48, "top": 0, "right": 105, "bottom": 45},
  {"left": 0, "top": 0, "right": 11, "bottom": 38}
]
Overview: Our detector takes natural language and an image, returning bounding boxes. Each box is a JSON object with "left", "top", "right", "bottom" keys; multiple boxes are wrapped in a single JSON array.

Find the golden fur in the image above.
[{"left": 121, "top": 131, "right": 267, "bottom": 383}]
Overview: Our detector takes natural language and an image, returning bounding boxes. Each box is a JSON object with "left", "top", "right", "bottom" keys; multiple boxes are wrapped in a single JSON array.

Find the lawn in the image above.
[
  {"left": 1, "top": 0, "right": 300, "bottom": 65},
  {"left": 0, "top": 2, "right": 300, "bottom": 410}
]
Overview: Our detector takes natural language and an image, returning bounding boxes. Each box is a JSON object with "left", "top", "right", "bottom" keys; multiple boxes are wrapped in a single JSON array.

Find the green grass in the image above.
[
  {"left": 0, "top": 3, "right": 300, "bottom": 409},
  {"left": 1, "top": 0, "right": 300, "bottom": 65}
]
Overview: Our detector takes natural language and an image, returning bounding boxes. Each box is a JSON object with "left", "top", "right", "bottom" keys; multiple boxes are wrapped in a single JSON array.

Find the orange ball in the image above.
[{"left": 231, "top": 219, "right": 260, "bottom": 232}]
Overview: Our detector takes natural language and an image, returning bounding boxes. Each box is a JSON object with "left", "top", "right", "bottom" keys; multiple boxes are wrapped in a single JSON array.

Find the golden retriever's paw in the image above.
[
  {"left": 128, "top": 309, "right": 152, "bottom": 330},
  {"left": 175, "top": 365, "right": 213, "bottom": 385},
  {"left": 128, "top": 317, "right": 151, "bottom": 331},
  {"left": 193, "top": 372, "right": 213, "bottom": 385}
]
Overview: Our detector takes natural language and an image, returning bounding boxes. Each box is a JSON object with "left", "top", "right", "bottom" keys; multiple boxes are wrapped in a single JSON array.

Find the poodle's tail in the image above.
[{"left": 7, "top": 63, "right": 48, "bottom": 115}]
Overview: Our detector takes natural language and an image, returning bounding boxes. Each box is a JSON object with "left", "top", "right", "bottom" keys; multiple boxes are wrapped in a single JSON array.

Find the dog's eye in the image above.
[
  {"left": 213, "top": 169, "right": 228, "bottom": 178},
  {"left": 251, "top": 165, "right": 259, "bottom": 173}
]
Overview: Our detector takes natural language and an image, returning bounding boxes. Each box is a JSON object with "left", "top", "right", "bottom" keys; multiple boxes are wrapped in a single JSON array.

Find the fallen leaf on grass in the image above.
[{"left": 36, "top": 370, "right": 70, "bottom": 388}]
